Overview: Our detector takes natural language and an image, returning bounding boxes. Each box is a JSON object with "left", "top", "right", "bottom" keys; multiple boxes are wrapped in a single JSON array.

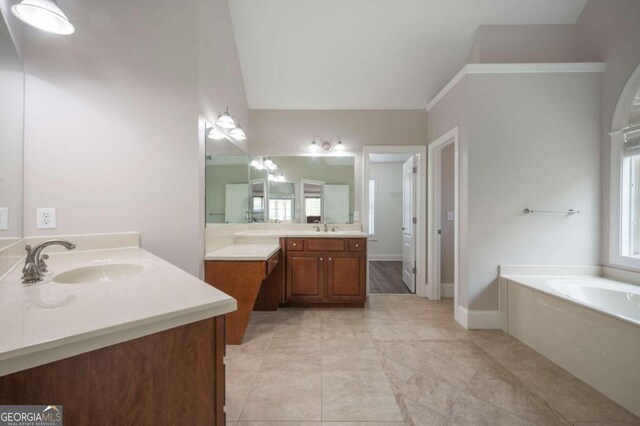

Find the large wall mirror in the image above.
[
  {"left": 251, "top": 156, "right": 355, "bottom": 224},
  {"left": 0, "top": 11, "right": 24, "bottom": 247},
  {"left": 205, "top": 151, "right": 355, "bottom": 225},
  {"left": 205, "top": 134, "right": 249, "bottom": 224}
]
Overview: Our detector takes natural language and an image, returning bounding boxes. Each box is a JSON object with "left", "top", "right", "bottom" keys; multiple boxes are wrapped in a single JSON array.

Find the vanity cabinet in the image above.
[{"left": 284, "top": 238, "right": 366, "bottom": 306}]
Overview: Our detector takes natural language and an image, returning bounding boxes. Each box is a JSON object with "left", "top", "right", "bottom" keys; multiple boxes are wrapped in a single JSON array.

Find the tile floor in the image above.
[{"left": 225, "top": 295, "right": 640, "bottom": 426}]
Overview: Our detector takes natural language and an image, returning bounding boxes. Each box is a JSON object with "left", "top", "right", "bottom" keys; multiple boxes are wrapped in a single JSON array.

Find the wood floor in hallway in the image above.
[{"left": 369, "top": 261, "right": 411, "bottom": 294}]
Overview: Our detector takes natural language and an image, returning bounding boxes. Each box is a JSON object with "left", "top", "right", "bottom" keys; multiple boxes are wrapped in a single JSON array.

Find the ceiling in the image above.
[{"left": 229, "top": 0, "right": 588, "bottom": 110}]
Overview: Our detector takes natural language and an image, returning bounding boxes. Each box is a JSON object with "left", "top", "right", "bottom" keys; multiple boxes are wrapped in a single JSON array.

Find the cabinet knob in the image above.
[
  {"left": 320, "top": 257, "right": 323, "bottom": 261},
  {"left": 293, "top": 243, "right": 297, "bottom": 246},
  {"left": 329, "top": 258, "right": 332, "bottom": 261},
  {"left": 355, "top": 244, "right": 359, "bottom": 247}
]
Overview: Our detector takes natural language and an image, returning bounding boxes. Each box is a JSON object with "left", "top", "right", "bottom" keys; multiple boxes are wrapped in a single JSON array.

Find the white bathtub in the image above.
[{"left": 499, "top": 267, "right": 640, "bottom": 417}]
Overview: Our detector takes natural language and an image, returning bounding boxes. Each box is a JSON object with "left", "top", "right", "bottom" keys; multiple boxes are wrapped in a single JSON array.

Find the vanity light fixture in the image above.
[
  {"left": 309, "top": 136, "right": 322, "bottom": 152},
  {"left": 215, "top": 106, "right": 236, "bottom": 130},
  {"left": 263, "top": 157, "right": 277, "bottom": 172},
  {"left": 11, "top": 0, "right": 75, "bottom": 35},
  {"left": 230, "top": 125, "right": 247, "bottom": 141},
  {"left": 250, "top": 159, "right": 265, "bottom": 170},
  {"left": 207, "top": 127, "right": 226, "bottom": 141},
  {"left": 308, "top": 135, "right": 346, "bottom": 153}
]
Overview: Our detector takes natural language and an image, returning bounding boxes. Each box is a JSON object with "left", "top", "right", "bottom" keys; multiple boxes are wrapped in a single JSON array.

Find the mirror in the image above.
[
  {"left": 249, "top": 156, "right": 355, "bottom": 224},
  {"left": 205, "top": 135, "right": 249, "bottom": 224},
  {"left": 0, "top": 12, "right": 24, "bottom": 247}
]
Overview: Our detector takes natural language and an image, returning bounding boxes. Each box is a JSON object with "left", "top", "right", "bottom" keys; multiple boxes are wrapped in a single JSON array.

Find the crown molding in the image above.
[{"left": 427, "top": 62, "right": 606, "bottom": 111}]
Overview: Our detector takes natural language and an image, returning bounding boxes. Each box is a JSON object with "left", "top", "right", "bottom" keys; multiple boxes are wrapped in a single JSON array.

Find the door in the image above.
[
  {"left": 286, "top": 252, "right": 324, "bottom": 301},
  {"left": 323, "top": 184, "right": 350, "bottom": 223},
  {"left": 225, "top": 183, "right": 249, "bottom": 223},
  {"left": 326, "top": 253, "right": 366, "bottom": 302},
  {"left": 402, "top": 156, "right": 416, "bottom": 292}
]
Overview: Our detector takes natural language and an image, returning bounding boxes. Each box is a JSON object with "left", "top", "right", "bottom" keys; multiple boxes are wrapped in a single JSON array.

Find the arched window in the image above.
[{"left": 610, "top": 64, "right": 640, "bottom": 268}]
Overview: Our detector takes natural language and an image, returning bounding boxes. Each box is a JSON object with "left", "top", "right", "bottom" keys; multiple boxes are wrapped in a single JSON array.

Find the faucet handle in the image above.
[
  {"left": 37, "top": 254, "right": 50, "bottom": 273},
  {"left": 25, "top": 244, "right": 32, "bottom": 254}
]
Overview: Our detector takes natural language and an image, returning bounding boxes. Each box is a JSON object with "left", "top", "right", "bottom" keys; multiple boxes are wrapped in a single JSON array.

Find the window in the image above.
[
  {"left": 611, "top": 71, "right": 640, "bottom": 268},
  {"left": 305, "top": 197, "right": 322, "bottom": 217},
  {"left": 269, "top": 199, "right": 292, "bottom": 222},
  {"left": 368, "top": 178, "right": 377, "bottom": 239}
]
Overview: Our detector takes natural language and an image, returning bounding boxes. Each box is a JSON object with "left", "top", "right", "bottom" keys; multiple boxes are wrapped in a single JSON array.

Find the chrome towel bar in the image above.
[{"left": 523, "top": 208, "right": 581, "bottom": 215}]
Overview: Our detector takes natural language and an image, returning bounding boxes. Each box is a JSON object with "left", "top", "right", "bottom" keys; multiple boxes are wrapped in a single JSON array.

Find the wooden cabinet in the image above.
[
  {"left": 284, "top": 238, "right": 366, "bottom": 307},
  {"left": 286, "top": 252, "right": 324, "bottom": 301}
]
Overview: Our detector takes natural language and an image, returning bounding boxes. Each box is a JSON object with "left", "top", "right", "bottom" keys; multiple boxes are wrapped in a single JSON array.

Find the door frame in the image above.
[
  {"left": 427, "top": 127, "right": 459, "bottom": 303},
  {"left": 300, "top": 178, "right": 325, "bottom": 223},
  {"left": 363, "top": 146, "right": 427, "bottom": 297}
]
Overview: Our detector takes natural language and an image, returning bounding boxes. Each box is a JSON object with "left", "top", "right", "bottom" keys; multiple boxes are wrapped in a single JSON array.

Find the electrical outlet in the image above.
[
  {"left": 0, "top": 208, "right": 8, "bottom": 230},
  {"left": 37, "top": 208, "right": 57, "bottom": 229}
]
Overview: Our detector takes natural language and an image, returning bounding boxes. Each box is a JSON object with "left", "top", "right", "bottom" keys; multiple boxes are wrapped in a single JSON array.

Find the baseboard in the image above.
[
  {"left": 456, "top": 306, "right": 501, "bottom": 330},
  {"left": 441, "top": 283, "right": 454, "bottom": 298},
  {"left": 369, "top": 255, "right": 402, "bottom": 261}
]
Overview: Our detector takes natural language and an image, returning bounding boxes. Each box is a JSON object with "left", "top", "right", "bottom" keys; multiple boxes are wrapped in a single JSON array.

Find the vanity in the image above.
[
  {"left": 0, "top": 234, "right": 236, "bottom": 424},
  {"left": 204, "top": 146, "right": 367, "bottom": 344}
]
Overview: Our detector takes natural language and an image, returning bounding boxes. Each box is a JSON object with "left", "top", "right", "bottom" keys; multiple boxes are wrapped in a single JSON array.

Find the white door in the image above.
[
  {"left": 225, "top": 183, "right": 249, "bottom": 223},
  {"left": 324, "top": 184, "right": 350, "bottom": 223},
  {"left": 402, "top": 157, "right": 416, "bottom": 292}
]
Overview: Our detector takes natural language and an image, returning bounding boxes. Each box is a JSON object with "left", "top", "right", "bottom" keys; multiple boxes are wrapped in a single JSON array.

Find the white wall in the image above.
[
  {"left": 428, "top": 72, "right": 602, "bottom": 310},
  {"left": 22, "top": 0, "right": 249, "bottom": 276},
  {"left": 468, "top": 73, "right": 601, "bottom": 310},
  {"left": 369, "top": 163, "right": 403, "bottom": 260},
  {"left": 250, "top": 109, "right": 428, "bottom": 223}
]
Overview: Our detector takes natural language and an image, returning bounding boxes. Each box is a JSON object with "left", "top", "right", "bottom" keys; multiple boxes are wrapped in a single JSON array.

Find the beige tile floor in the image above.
[{"left": 225, "top": 295, "right": 640, "bottom": 426}]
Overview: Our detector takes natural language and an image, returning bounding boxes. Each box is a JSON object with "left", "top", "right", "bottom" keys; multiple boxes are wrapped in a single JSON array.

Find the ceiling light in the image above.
[
  {"left": 230, "top": 125, "right": 246, "bottom": 141},
  {"left": 207, "top": 127, "right": 226, "bottom": 140},
  {"left": 215, "top": 106, "right": 236, "bottom": 129},
  {"left": 12, "top": 0, "right": 75, "bottom": 35}
]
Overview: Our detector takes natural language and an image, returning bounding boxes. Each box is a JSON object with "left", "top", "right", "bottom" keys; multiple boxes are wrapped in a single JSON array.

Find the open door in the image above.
[
  {"left": 225, "top": 183, "right": 249, "bottom": 223},
  {"left": 402, "top": 156, "right": 416, "bottom": 292}
]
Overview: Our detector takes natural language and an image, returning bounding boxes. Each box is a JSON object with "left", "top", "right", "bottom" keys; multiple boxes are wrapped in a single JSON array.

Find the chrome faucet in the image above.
[
  {"left": 312, "top": 225, "right": 321, "bottom": 232},
  {"left": 22, "top": 240, "right": 76, "bottom": 284},
  {"left": 323, "top": 221, "right": 328, "bottom": 232}
]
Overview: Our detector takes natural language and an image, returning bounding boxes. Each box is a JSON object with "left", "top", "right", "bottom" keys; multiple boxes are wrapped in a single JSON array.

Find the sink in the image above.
[{"left": 53, "top": 264, "right": 145, "bottom": 284}]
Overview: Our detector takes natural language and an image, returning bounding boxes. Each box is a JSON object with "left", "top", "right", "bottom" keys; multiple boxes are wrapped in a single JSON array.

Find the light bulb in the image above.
[
  {"left": 11, "top": 0, "right": 75, "bottom": 35},
  {"left": 207, "top": 127, "right": 226, "bottom": 140},
  {"left": 230, "top": 125, "right": 246, "bottom": 141},
  {"left": 215, "top": 107, "right": 236, "bottom": 129}
]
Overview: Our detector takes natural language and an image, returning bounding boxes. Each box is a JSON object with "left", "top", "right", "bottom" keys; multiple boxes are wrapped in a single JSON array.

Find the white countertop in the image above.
[
  {"left": 205, "top": 244, "right": 280, "bottom": 261},
  {"left": 0, "top": 247, "right": 236, "bottom": 376}
]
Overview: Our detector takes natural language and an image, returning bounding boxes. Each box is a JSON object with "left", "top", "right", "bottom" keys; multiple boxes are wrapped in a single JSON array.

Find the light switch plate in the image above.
[
  {"left": 37, "top": 208, "right": 57, "bottom": 229},
  {"left": 0, "top": 208, "right": 8, "bottom": 230},
  {"left": 447, "top": 211, "right": 454, "bottom": 221}
]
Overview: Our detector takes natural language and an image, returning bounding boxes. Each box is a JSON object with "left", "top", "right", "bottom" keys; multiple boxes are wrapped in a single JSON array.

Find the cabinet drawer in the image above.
[
  {"left": 307, "top": 238, "right": 345, "bottom": 252},
  {"left": 348, "top": 239, "right": 365, "bottom": 252},
  {"left": 267, "top": 251, "right": 280, "bottom": 275},
  {"left": 287, "top": 239, "right": 305, "bottom": 251}
]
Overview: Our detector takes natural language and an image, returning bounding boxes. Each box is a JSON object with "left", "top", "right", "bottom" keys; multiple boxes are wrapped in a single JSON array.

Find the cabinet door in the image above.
[
  {"left": 286, "top": 252, "right": 324, "bottom": 302},
  {"left": 326, "top": 253, "right": 365, "bottom": 302}
]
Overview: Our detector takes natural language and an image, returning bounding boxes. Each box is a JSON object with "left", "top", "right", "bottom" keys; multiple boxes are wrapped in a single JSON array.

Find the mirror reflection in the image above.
[
  {"left": 0, "top": 14, "right": 24, "bottom": 247},
  {"left": 206, "top": 153, "right": 355, "bottom": 225}
]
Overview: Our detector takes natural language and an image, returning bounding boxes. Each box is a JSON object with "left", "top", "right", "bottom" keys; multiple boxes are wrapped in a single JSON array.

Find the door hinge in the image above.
[
  {"left": 412, "top": 166, "right": 417, "bottom": 173},
  {"left": 412, "top": 217, "right": 417, "bottom": 224},
  {"left": 437, "top": 229, "right": 442, "bottom": 235}
]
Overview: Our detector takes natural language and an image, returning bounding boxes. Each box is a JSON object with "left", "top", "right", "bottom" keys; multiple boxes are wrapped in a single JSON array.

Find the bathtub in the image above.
[{"left": 499, "top": 266, "right": 640, "bottom": 417}]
